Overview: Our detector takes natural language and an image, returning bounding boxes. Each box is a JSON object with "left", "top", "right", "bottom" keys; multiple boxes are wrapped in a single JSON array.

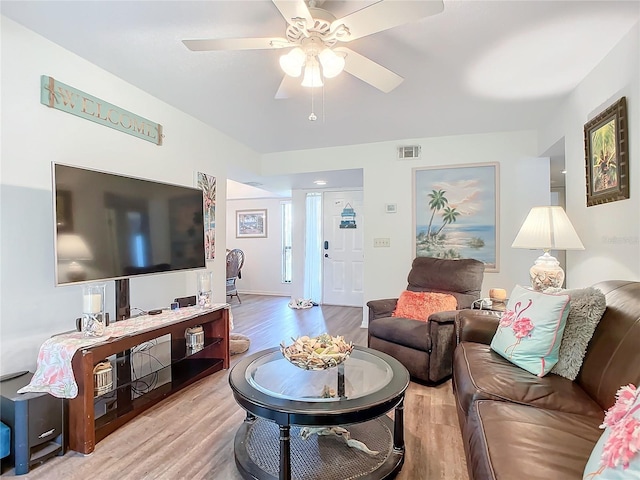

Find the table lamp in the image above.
[{"left": 511, "top": 206, "right": 584, "bottom": 291}]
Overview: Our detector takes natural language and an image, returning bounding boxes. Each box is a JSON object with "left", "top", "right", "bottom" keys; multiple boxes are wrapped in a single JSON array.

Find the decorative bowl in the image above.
[{"left": 280, "top": 333, "right": 354, "bottom": 370}]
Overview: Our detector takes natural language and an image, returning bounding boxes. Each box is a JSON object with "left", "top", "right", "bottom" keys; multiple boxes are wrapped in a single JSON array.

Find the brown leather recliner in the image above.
[{"left": 367, "top": 256, "right": 485, "bottom": 384}]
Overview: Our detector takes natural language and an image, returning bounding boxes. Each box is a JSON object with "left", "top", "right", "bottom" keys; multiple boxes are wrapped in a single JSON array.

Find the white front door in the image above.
[{"left": 322, "top": 191, "right": 364, "bottom": 306}]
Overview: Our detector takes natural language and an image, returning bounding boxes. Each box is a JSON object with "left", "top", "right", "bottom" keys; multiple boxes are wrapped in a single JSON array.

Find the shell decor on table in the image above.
[{"left": 280, "top": 333, "right": 354, "bottom": 370}]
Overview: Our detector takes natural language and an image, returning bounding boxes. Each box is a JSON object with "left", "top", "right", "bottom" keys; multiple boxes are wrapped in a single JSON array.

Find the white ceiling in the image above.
[{"left": 2, "top": 1, "right": 638, "bottom": 197}]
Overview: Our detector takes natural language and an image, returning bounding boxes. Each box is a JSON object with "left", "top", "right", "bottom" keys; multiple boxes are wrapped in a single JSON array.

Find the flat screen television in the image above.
[{"left": 52, "top": 163, "right": 205, "bottom": 286}]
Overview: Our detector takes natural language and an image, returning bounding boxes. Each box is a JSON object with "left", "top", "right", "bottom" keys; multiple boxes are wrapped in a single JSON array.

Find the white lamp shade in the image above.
[
  {"left": 57, "top": 233, "right": 93, "bottom": 260},
  {"left": 301, "top": 57, "right": 323, "bottom": 88},
  {"left": 512, "top": 206, "right": 584, "bottom": 250},
  {"left": 279, "top": 47, "right": 305, "bottom": 77},
  {"left": 318, "top": 48, "right": 345, "bottom": 78}
]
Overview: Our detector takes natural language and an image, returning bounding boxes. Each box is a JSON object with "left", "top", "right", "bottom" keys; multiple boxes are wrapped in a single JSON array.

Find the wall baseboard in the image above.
[{"left": 232, "top": 291, "right": 290, "bottom": 297}]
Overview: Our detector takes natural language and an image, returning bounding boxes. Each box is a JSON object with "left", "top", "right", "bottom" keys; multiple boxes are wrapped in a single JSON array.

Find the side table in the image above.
[
  {"left": 471, "top": 298, "right": 506, "bottom": 312},
  {"left": 0, "top": 372, "right": 65, "bottom": 475}
]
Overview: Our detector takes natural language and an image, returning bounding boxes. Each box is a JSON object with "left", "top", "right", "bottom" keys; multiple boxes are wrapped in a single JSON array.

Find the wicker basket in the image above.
[{"left": 93, "top": 361, "right": 113, "bottom": 397}]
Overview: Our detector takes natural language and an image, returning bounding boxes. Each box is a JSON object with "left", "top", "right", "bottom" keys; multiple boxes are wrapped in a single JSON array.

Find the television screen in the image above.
[{"left": 53, "top": 163, "right": 205, "bottom": 285}]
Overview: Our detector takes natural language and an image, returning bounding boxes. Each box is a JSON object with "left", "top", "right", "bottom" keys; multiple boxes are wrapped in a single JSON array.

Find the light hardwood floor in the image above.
[{"left": 2, "top": 295, "right": 468, "bottom": 479}]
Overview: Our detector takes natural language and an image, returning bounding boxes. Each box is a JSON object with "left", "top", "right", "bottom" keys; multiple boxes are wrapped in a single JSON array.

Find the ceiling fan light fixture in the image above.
[
  {"left": 318, "top": 48, "right": 345, "bottom": 78},
  {"left": 184, "top": 0, "right": 445, "bottom": 98},
  {"left": 280, "top": 47, "right": 305, "bottom": 77},
  {"left": 301, "top": 57, "right": 323, "bottom": 88}
]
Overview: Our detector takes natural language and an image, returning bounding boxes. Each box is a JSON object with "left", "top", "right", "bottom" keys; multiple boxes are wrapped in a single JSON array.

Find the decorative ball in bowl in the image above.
[{"left": 280, "top": 333, "right": 354, "bottom": 370}]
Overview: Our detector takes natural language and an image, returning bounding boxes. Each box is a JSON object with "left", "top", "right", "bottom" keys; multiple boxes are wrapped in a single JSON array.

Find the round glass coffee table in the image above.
[{"left": 229, "top": 346, "right": 410, "bottom": 480}]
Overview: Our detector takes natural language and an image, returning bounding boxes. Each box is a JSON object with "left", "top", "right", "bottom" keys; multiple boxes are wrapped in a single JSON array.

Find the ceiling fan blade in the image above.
[
  {"left": 332, "top": 0, "right": 444, "bottom": 42},
  {"left": 335, "top": 47, "right": 403, "bottom": 93},
  {"left": 183, "top": 37, "right": 290, "bottom": 51},
  {"left": 275, "top": 75, "right": 299, "bottom": 99},
  {"left": 272, "top": 0, "right": 314, "bottom": 27}
]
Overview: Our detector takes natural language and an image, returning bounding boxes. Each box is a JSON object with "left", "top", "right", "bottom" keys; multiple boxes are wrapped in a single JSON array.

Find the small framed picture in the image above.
[
  {"left": 584, "top": 97, "right": 629, "bottom": 207},
  {"left": 385, "top": 204, "right": 397, "bottom": 213},
  {"left": 236, "top": 209, "right": 267, "bottom": 238}
]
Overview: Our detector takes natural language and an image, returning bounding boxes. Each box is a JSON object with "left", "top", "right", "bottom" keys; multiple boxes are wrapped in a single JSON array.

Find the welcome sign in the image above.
[{"left": 40, "top": 75, "right": 163, "bottom": 146}]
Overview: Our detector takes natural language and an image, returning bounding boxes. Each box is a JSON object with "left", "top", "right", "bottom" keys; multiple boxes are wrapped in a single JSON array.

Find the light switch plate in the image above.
[{"left": 373, "top": 238, "right": 391, "bottom": 247}]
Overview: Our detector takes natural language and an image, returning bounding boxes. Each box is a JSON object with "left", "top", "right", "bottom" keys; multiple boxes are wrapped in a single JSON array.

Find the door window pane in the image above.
[{"left": 282, "top": 201, "right": 292, "bottom": 283}]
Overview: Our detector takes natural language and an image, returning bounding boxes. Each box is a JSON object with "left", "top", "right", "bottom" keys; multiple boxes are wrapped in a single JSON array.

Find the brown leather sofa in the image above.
[
  {"left": 452, "top": 280, "right": 640, "bottom": 480},
  {"left": 367, "top": 257, "right": 484, "bottom": 384}
]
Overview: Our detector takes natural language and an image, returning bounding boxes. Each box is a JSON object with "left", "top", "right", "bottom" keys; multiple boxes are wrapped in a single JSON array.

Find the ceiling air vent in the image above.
[{"left": 397, "top": 145, "right": 421, "bottom": 159}]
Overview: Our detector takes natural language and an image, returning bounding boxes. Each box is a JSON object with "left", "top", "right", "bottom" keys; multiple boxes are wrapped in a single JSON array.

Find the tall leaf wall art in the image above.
[{"left": 197, "top": 172, "right": 216, "bottom": 260}]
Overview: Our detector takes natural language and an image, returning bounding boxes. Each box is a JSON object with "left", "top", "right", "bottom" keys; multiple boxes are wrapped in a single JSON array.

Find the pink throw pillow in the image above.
[{"left": 583, "top": 384, "right": 640, "bottom": 479}]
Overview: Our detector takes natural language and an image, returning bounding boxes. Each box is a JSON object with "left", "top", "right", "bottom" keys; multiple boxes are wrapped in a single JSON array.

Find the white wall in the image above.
[
  {"left": 225, "top": 198, "right": 292, "bottom": 297},
  {"left": 0, "top": 18, "right": 260, "bottom": 374},
  {"left": 539, "top": 24, "right": 640, "bottom": 287},
  {"left": 264, "top": 131, "right": 551, "bottom": 326}
]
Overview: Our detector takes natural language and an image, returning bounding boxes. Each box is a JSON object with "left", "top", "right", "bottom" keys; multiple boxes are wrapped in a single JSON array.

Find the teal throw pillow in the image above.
[{"left": 490, "top": 284, "right": 570, "bottom": 376}]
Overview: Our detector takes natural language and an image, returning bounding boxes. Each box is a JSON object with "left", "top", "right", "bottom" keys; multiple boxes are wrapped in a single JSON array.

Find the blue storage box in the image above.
[{"left": 0, "top": 421, "right": 9, "bottom": 459}]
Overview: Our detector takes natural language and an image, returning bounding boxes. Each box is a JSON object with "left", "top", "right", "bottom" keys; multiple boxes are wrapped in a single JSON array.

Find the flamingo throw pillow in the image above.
[{"left": 490, "top": 285, "right": 570, "bottom": 377}]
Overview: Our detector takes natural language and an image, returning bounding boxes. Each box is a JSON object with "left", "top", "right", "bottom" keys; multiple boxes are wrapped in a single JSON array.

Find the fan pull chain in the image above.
[{"left": 309, "top": 86, "right": 317, "bottom": 122}]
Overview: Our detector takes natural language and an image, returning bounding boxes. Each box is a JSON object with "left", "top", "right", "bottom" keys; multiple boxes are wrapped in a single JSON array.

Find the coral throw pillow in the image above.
[
  {"left": 392, "top": 290, "right": 457, "bottom": 321},
  {"left": 490, "top": 285, "right": 570, "bottom": 377},
  {"left": 583, "top": 384, "right": 640, "bottom": 479}
]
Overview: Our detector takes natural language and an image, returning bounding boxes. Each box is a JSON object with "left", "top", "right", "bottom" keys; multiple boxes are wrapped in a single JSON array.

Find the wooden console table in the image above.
[{"left": 68, "top": 306, "right": 229, "bottom": 454}]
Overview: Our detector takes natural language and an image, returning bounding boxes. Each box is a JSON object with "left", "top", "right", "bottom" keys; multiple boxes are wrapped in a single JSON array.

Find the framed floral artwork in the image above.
[
  {"left": 584, "top": 97, "right": 629, "bottom": 207},
  {"left": 236, "top": 209, "right": 267, "bottom": 238}
]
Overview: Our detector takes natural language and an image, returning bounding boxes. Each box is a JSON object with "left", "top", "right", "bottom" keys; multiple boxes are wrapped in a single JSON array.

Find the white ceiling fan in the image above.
[{"left": 183, "top": 0, "right": 444, "bottom": 98}]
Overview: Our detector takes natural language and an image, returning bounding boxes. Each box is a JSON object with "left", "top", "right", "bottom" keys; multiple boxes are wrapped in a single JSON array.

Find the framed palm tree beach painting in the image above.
[
  {"left": 584, "top": 97, "right": 629, "bottom": 207},
  {"left": 413, "top": 163, "right": 499, "bottom": 272}
]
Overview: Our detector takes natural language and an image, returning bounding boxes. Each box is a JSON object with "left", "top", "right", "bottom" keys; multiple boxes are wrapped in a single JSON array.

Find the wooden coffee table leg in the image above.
[
  {"left": 393, "top": 396, "right": 405, "bottom": 451},
  {"left": 279, "top": 424, "right": 291, "bottom": 480}
]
